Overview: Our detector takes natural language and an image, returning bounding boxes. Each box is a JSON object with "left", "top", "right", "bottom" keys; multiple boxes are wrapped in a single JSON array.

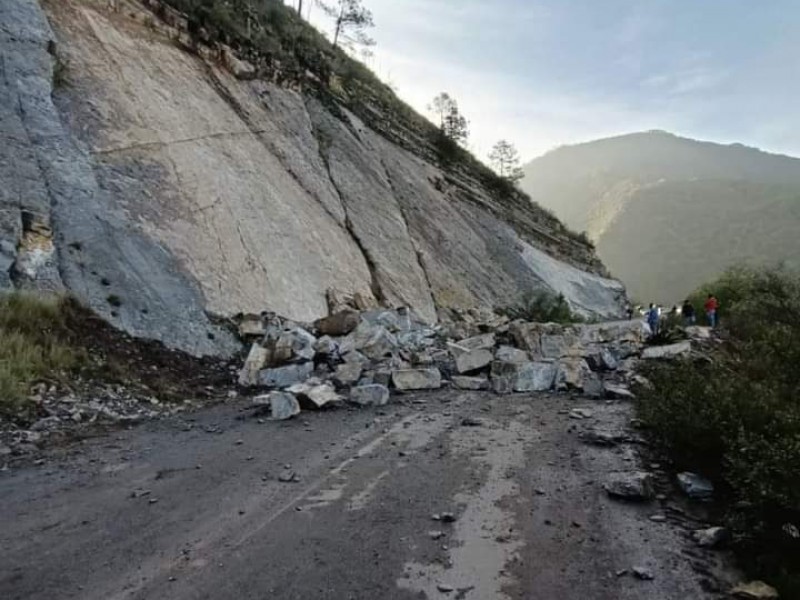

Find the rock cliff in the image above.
[{"left": 1, "top": 0, "right": 626, "bottom": 357}]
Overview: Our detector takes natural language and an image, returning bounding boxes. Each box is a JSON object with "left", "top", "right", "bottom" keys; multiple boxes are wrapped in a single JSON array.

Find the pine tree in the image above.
[
  {"left": 429, "top": 93, "right": 469, "bottom": 146},
  {"left": 318, "top": 0, "right": 375, "bottom": 50},
  {"left": 489, "top": 140, "right": 523, "bottom": 183}
]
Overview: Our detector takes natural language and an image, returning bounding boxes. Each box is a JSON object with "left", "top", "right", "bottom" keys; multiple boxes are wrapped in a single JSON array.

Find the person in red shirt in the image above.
[{"left": 704, "top": 294, "right": 719, "bottom": 328}]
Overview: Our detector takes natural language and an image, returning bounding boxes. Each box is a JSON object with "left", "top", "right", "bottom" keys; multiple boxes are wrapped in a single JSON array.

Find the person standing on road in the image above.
[
  {"left": 682, "top": 299, "right": 696, "bottom": 326},
  {"left": 624, "top": 301, "right": 634, "bottom": 320},
  {"left": 704, "top": 294, "right": 719, "bottom": 328},
  {"left": 647, "top": 303, "right": 660, "bottom": 336}
]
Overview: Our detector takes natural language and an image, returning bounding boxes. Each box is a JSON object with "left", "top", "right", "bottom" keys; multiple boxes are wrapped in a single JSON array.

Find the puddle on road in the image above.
[{"left": 397, "top": 416, "right": 535, "bottom": 600}]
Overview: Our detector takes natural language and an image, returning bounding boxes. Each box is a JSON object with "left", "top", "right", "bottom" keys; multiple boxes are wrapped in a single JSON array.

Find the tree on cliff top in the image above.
[
  {"left": 318, "top": 0, "right": 375, "bottom": 51},
  {"left": 429, "top": 93, "right": 469, "bottom": 146},
  {"left": 489, "top": 140, "right": 523, "bottom": 184}
]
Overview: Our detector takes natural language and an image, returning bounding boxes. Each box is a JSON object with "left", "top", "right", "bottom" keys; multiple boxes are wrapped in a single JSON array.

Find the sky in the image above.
[{"left": 300, "top": 0, "right": 800, "bottom": 164}]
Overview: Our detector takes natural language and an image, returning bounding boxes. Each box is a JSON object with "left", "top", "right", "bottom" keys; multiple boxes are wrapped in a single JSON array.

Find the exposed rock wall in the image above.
[
  {"left": 0, "top": 0, "right": 239, "bottom": 356},
  {"left": 1, "top": 0, "right": 626, "bottom": 357}
]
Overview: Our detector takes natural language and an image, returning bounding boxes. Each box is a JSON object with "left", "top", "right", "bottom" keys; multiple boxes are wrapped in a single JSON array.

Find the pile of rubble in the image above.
[{"left": 237, "top": 304, "right": 690, "bottom": 420}]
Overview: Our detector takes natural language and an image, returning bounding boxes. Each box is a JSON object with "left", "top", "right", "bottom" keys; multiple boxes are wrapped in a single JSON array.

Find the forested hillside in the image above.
[{"left": 522, "top": 131, "right": 800, "bottom": 302}]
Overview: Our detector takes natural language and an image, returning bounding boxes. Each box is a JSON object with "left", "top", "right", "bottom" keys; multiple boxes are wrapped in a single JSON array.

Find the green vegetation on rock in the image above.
[
  {"left": 499, "top": 290, "right": 584, "bottom": 324},
  {"left": 0, "top": 293, "right": 83, "bottom": 419},
  {"left": 636, "top": 266, "right": 800, "bottom": 596}
]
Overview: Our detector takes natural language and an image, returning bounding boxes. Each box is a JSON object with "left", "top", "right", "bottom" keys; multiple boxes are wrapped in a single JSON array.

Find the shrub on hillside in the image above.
[
  {"left": 499, "top": 291, "right": 584, "bottom": 324},
  {"left": 636, "top": 265, "right": 800, "bottom": 594}
]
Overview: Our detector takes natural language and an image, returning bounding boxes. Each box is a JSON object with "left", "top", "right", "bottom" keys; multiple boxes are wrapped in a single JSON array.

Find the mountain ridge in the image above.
[{"left": 522, "top": 130, "right": 800, "bottom": 303}]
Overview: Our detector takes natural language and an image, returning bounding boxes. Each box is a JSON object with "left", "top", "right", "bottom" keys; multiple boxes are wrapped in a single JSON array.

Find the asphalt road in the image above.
[{"left": 1, "top": 390, "right": 736, "bottom": 599}]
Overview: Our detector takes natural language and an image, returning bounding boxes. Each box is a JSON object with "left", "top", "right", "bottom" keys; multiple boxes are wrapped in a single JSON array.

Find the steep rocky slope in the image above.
[
  {"left": 1, "top": 0, "right": 625, "bottom": 357},
  {"left": 522, "top": 131, "right": 800, "bottom": 303}
]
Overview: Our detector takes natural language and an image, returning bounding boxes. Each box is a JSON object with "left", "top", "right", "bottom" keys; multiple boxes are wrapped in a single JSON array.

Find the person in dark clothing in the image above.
[
  {"left": 646, "top": 303, "right": 660, "bottom": 336},
  {"left": 682, "top": 299, "right": 696, "bottom": 326}
]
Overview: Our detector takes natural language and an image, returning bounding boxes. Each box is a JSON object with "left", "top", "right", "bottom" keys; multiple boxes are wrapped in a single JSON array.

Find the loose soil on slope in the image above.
[{"left": 0, "top": 298, "right": 238, "bottom": 452}]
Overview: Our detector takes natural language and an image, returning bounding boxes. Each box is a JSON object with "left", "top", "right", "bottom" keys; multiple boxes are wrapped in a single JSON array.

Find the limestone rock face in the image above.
[
  {"left": 2, "top": 0, "right": 628, "bottom": 358},
  {"left": 0, "top": 0, "right": 238, "bottom": 357}
]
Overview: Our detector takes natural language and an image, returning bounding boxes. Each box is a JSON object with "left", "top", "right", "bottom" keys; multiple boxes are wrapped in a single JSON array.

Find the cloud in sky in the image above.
[{"left": 303, "top": 0, "right": 800, "bottom": 162}]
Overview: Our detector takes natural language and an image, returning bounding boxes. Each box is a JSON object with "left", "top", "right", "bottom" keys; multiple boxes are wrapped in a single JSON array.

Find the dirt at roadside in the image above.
[{"left": 0, "top": 301, "right": 241, "bottom": 460}]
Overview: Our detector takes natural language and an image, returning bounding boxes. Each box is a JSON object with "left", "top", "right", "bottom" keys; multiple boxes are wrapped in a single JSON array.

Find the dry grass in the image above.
[{"left": 0, "top": 292, "right": 83, "bottom": 418}]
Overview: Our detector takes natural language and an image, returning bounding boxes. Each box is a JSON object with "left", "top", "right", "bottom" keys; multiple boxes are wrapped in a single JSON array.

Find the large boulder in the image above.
[
  {"left": 676, "top": 472, "right": 714, "bottom": 500},
  {"left": 492, "top": 361, "right": 557, "bottom": 394},
  {"left": 554, "top": 358, "right": 592, "bottom": 390},
  {"left": 447, "top": 333, "right": 495, "bottom": 359},
  {"left": 315, "top": 309, "right": 360, "bottom": 336},
  {"left": 495, "top": 345, "right": 529, "bottom": 364},
  {"left": 451, "top": 376, "right": 490, "bottom": 391},
  {"left": 585, "top": 349, "right": 619, "bottom": 372},
  {"left": 238, "top": 314, "right": 266, "bottom": 338},
  {"left": 239, "top": 343, "right": 269, "bottom": 386},
  {"left": 582, "top": 374, "right": 604, "bottom": 398},
  {"left": 642, "top": 341, "right": 692, "bottom": 360},
  {"left": 539, "top": 330, "right": 584, "bottom": 359},
  {"left": 342, "top": 350, "right": 368, "bottom": 364},
  {"left": 350, "top": 384, "right": 390, "bottom": 407},
  {"left": 361, "top": 309, "right": 402, "bottom": 331},
  {"left": 344, "top": 322, "right": 399, "bottom": 361},
  {"left": 730, "top": 581, "right": 779, "bottom": 600},
  {"left": 397, "top": 328, "right": 438, "bottom": 352},
  {"left": 608, "top": 340, "right": 640, "bottom": 359},
  {"left": 258, "top": 362, "right": 314, "bottom": 389},
  {"left": 457, "top": 332, "right": 496, "bottom": 351},
  {"left": 253, "top": 392, "right": 300, "bottom": 421},
  {"left": 579, "top": 320, "right": 651, "bottom": 345},
  {"left": 271, "top": 327, "right": 317, "bottom": 365},
  {"left": 509, "top": 322, "right": 550, "bottom": 354},
  {"left": 604, "top": 472, "right": 655, "bottom": 501},
  {"left": 693, "top": 527, "right": 729, "bottom": 548},
  {"left": 509, "top": 323, "right": 585, "bottom": 359},
  {"left": 392, "top": 368, "right": 442, "bottom": 391},
  {"left": 332, "top": 362, "right": 363, "bottom": 388},
  {"left": 314, "top": 335, "right": 339, "bottom": 357},
  {"left": 454, "top": 348, "right": 494, "bottom": 374},
  {"left": 685, "top": 326, "right": 713, "bottom": 341},
  {"left": 287, "top": 380, "right": 343, "bottom": 409},
  {"left": 539, "top": 334, "right": 569, "bottom": 359}
]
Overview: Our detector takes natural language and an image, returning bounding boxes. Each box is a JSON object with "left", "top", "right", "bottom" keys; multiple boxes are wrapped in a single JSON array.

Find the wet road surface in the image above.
[{"left": 1, "top": 390, "right": 735, "bottom": 599}]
